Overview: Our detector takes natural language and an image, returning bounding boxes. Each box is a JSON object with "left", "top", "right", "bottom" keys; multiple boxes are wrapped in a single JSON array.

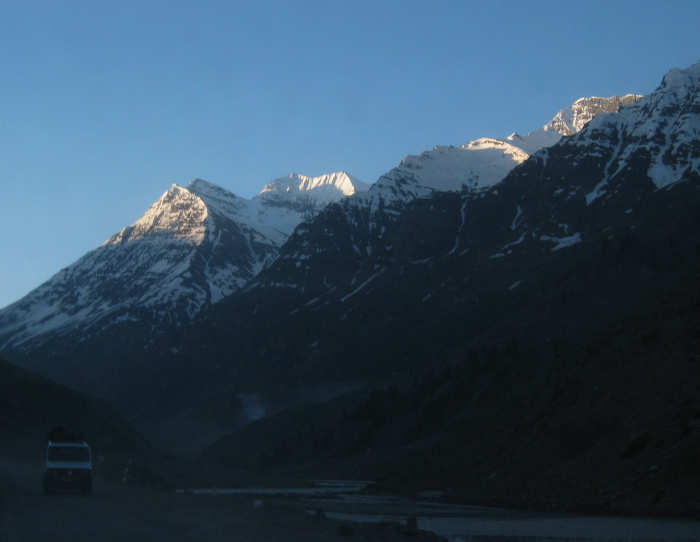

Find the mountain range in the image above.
[
  {"left": 1, "top": 60, "right": 699, "bottom": 515},
  {"left": 0, "top": 92, "right": 638, "bottom": 414},
  {"left": 0, "top": 95, "right": 638, "bottom": 365}
]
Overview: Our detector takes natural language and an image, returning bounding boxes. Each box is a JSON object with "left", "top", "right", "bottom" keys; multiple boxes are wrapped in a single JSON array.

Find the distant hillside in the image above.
[{"left": 0, "top": 357, "right": 149, "bottom": 459}]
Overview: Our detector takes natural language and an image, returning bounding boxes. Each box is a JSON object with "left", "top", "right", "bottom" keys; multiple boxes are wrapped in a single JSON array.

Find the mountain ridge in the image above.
[
  {"left": 2, "top": 61, "right": 697, "bottom": 452},
  {"left": 0, "top": 95, "right": 635, "bottom": 359},
  {"left": 232, "top": 93, "right": 643, "bottom": 311},
  {"left": 148, "top": 61, "right": 699, "bottom": 439},
  {"left": 183, "top": 62, "right": 700, "bottom": 516}
]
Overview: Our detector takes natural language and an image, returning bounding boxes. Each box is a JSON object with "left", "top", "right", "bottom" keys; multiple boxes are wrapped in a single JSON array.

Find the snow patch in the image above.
[
  {"left": 540, "top": 233, "right": 582, "bottom": 251},
  {"left": 340, "top": 268, "right": 386, "bottom": 302}
]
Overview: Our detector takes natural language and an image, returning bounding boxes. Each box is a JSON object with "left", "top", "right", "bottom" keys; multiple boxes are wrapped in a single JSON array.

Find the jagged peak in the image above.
[
  {"left": 543, "top": 94, "right": 643, "bottom": 137},
  {"left": 570, "top": 94, "right": 642, "bottom": 107}
]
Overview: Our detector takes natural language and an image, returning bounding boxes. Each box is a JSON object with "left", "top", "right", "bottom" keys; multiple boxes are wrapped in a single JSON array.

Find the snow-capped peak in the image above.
[
  {"left": 574, "top": 60, "right": 700, "bottom": 192},
  {"left": 659, "top": 61, "right": 700, "bottom": 89},
  {"left": 0, "top": 168, "right": 366, "bottom": 351},
  {"left": 105, "top": 172, "right": 368, "bottom": 251},
  {"left": 258, "top": 172, "right": 369, "bottom": 204},
  {"left": 185, "top": 178, "right": 251, "bottom": 222},
  {"left": 370, "top": 94, "right": 642, "bottom": 198},
  {"left": 107, "top": 183, "right": 209, "bottom": 245}
]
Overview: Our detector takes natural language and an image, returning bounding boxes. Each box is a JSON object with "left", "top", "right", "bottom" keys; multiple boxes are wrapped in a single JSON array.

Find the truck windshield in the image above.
[{"left": 47, "top": 446, "right": 90, "bottom": 463}]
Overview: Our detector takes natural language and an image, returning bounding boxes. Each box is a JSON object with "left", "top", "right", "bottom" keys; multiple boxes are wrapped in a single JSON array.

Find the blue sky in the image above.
[{"left": 1, "top": 0, "right": 699, "bottom": 309}]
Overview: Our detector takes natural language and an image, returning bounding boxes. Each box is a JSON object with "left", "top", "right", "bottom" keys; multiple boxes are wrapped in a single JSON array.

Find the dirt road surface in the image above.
[
  {"left": 0, "top": 456, "right": 445, "bottom": 542},
  {"left": 3, "top": 455, "right": 700, "bottom": 542}
]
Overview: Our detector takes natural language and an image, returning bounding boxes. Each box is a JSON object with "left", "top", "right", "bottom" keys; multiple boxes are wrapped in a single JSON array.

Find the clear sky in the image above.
[{"left": 1, "top": 0, "right": 699, "bottom": 309}]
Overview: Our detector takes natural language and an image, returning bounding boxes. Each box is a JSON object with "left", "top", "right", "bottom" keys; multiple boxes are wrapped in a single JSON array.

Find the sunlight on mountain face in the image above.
[{"left": 1, "top": 61, "right": 700, "bottom": 520}]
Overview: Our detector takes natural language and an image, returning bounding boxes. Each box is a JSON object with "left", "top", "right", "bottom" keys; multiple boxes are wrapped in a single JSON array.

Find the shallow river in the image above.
[{"left": 180, "top": 480, "right": 700, "bottom": 541}]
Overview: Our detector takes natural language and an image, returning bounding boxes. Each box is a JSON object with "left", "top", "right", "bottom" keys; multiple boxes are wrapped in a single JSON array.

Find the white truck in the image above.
[{"left": 42, "top": 427, "right": 93, "bottom": 494}]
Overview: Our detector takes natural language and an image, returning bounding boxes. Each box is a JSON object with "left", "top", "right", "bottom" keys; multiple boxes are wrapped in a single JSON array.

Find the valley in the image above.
[{"left": 1, "top": 60, "right": 699, "bottom": 531}]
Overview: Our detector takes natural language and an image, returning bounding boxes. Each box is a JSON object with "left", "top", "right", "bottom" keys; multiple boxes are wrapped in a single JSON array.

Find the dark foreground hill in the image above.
[{"left": 0, "top": 357, "right": 150, "bottom": 462}]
